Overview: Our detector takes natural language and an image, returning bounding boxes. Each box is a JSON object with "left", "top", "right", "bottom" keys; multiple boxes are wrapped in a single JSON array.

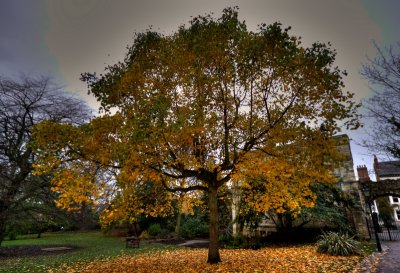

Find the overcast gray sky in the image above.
[{"left": 1, "top": 0, "right": 399, "bottom": 177}]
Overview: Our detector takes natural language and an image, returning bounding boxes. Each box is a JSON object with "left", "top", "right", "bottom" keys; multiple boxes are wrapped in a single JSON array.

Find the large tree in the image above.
[
  {"left": 33, "top": 8, "right": 359, "bottom": 263},
  {"left": 361, "top": 42, "right": 400, "bottom": 158},
  {"left": 0, "top": 75, "right": 90, "bottom": 245}
]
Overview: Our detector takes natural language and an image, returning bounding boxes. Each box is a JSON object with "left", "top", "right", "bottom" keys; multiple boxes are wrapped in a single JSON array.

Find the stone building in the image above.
[
  {"left": 373, "top": 156, "right": 400, "bottom": 220},
  {"left": 333, "top": 135, "right": 368, "bottom": 237}
]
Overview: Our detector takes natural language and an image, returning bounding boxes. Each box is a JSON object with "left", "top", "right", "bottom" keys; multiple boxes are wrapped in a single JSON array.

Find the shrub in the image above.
[
  {"left": 219, "top": 233, "right": 233, "bottom": 244},
  {"left": 180, "top": 218, "right": 208, "bottom": 239},
  {"left": 7, "top": 230, "right": 18, "bottom": 240},
  {"left": 5, "top": 225, "right": 21, "bottom": 240},
  {"left": 317, "top": 231, "right": 360, "bottom": 256},
  {"left": 219, "top": 233, "right": 244, "bottom": 248},
  {"left": 158, "top": 228, "right": 170, "bottom": 239},
  {"left": 147, "top": 223, "right": 162, "bottom": 237}
]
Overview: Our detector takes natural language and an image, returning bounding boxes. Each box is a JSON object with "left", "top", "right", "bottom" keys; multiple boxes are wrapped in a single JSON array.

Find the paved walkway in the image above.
[
  {"left": 375, "top": 241, "right": 400, "bottom": 273},
  {"left": 177, "top": 239, "right": 209, "bottom": 248},
  {"left": 359, "top": 240, "right": 400, "bottom": 272}
]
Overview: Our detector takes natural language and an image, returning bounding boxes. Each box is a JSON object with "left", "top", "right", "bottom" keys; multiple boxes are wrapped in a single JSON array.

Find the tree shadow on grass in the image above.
[{"left": 0, "top": 245, "right": 80, "bottom": 260}]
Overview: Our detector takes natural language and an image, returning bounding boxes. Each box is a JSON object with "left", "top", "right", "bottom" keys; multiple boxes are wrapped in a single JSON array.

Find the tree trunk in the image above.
[
  {"left": 0, "top": 204, "right": 8, "bottom": 246},
  {"left": 207, "top": 185, "right": 221, "bottom": 264},
  {"left": 0, "top": 215, "right": 6, "bottom": 246},
  {"left": 175, "top": 211, "right": 181, "bottom": 236},
  {"left": 37, "top": 228, "right": 43, "bottom": 239}
]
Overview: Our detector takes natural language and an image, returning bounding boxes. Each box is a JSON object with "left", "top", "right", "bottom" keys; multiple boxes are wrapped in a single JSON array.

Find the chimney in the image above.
[
  {"left": 357, "top": 165, "right": 371, "bottom": 183},
  {"left": 373, "top": 155, "right": 379, "bottom": 181}
]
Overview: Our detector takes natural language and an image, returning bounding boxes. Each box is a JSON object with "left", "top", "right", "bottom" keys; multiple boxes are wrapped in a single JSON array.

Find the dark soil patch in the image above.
[{"left": 0, "top": 245, "right": 79, "bottom": 260}]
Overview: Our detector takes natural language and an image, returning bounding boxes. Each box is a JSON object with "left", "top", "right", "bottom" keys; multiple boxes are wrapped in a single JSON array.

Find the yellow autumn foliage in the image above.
[{"left": 51, "top": 246, "right": 364, "bottom": 273}]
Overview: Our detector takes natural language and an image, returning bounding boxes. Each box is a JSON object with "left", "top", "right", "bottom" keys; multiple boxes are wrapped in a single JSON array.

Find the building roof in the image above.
[{"left": 376, "top": 161, "right": 400, "bottom": 178}]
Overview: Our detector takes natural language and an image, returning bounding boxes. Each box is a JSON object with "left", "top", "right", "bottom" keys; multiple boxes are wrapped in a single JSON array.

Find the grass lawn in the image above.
[
  {"left": 0, "top": 231, "right": 176, "bottom": 273},
  {"left": 0, "top": 231, "right": 376, "bottom": 273}
]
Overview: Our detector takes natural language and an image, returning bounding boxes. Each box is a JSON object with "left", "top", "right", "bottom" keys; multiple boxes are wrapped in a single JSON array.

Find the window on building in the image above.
[
  {"left": 396, "top": 210, "right": 400, "bottom": 221},
  {"left": 393, "top": 197, "right": 399, "bottom": 203},
  {"left": 371, "top": 203, "right": 378, "bottom": 213}
]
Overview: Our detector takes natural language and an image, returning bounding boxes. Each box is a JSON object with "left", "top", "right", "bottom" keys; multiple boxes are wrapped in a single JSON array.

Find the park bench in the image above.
[{"left": 125, "top": 236, "right": 140, "bottom": 248}]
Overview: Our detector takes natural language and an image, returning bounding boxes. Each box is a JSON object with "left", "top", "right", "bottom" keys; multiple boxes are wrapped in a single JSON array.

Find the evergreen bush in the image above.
[
  {"left": 147, "top": 223, "right": 162, "bottom": 237},
  {"left": 180, "top": 218, "right": 208, "bottom": 239},
  {"left": 317, "top": 231, "right": 360, "bottom": 256}
]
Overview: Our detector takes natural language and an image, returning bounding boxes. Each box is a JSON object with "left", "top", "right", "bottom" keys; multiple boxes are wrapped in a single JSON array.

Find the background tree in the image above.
[
  {"left": 6, "top": 189, "right": 72, "bottom": 239},
  {"left": 237, "top": 182, "right": 354, "bottom": 237},
  {"left": 33, "top": 7, "right": 359, "bottom": 264},
  {"left": 299, "top": 183, "right": 355, "bottom": 231},
  {"left": 361, "top": 42, "right": 400, "bottom": 158},
  {"left": 376, "top": 196, "right": 397, "bottom": 226},
  {"left": 0, "top": 75, "right": 91, "bottom": 245}
]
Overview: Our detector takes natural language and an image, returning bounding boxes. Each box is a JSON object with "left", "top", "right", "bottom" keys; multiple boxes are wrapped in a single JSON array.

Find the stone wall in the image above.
[{"left": 332, "top": 135, "right": 369, "bottom": 238}]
